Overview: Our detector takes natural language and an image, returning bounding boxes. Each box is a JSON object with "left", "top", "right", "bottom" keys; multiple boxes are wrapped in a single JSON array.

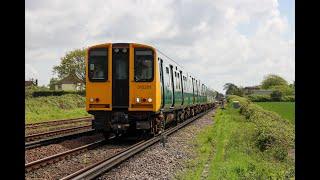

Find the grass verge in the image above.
[
  {"left": 177, "top": 102, "right": 294, "bottom": 179},
  {"left": 25, "top": 94, "right": 90, "bottom": 124}
]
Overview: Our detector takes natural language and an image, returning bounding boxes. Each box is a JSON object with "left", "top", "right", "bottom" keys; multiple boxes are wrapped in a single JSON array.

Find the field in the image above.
[
  {"left": 255, "top": 102, "right": 295, "bottom": 123},
  {"left": 177, "top": 104, "right": 294, "bottom": 179},
  {"left": 25, "top": 94, "right": 90, "bottom": 124}
]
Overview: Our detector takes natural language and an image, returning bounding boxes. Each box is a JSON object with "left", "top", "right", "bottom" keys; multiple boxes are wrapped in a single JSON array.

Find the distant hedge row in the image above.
[
  {"left": 247, "top": 94, "right": 295, "bottom": 102},
  {"left": 27, "top": 90, "right": 85, "bottom": 98},
  {"left": 227, "top": 95, "right": 294, "bottom": 161}
]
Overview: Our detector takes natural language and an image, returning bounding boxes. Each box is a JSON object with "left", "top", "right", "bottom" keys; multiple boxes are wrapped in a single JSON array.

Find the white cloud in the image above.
[
  {"left": 26, "top": 0, "right": 294, "bottom": 92},
  {"left": 25, "top": 63, "right": 39, "bottom": 80}
]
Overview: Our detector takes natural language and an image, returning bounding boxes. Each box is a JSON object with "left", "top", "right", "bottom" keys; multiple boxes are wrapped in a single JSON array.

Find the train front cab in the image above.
[{"left": 86, "top": 43, "right": 161, "bottom": 135}]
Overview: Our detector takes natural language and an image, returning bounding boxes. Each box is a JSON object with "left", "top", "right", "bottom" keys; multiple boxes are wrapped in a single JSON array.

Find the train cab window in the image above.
[
  {"left": 88, "top": 48, "right": 108, "bottom": 82},
  {"left": 134, "top": 49, "right": 154, "bottom": 82}
]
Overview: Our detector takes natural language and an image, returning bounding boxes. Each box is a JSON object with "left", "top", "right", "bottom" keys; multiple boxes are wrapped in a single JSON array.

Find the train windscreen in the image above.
[
  {"left": 134, "top": 49, "right": 154, "bottom": 82},
  {"left": 88, "top": 48, "right": 108, "bottom": 82}
]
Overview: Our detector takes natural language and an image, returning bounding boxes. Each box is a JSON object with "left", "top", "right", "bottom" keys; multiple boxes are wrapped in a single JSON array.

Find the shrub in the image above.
[
  {"left": 282, "top": 95, "right": 295, "bottom": 102},
  {"left": 226, "top": 95, "right": 294, "bottom": 161},
  {"left": 247, "top": 94, "right": 271, "bottom": 102},
  {"left": 32, "top": 90, "right": 85, "bottom": 97}
]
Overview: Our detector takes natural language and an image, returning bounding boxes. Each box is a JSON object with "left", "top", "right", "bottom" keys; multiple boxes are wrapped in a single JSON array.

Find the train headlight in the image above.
[
  {"left": 114, "top": 48, "right": 119, "bottom": 53},
  {"left": 147, "top": 98, "right": 152, "bottom": 103},
  {"left": 122, "top": 48, "right": 127, "bottom": 53},
  {"left": 136, "top": 97, "right": 141, "bottom": 103},
  {"left": 89, "top": 98, "right": 94, "bottom": 102}
]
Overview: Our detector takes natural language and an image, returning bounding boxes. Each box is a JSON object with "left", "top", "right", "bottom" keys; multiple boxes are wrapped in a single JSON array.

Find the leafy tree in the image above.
[
  {"left": 223, "top": 83, "right": 244, "bottom": 96},
  {"left": 271, "top": 85, "right": 294, "bottom": 96},
  {"left": 53, "top": 48, "right": 86, "bottom": 84},
  {"left": 49, "top": 77, "right": 59, "bottom": 90},
  {"left": 261, "top": 74, "right": 288, "bottom": 89}
]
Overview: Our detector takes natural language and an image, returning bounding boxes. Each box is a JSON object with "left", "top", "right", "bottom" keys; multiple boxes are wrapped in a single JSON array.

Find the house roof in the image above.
[
  {"left": 244, "top": 85, "right": 260, "bottom": 90},
  {"left": 55, "top": 74, "right": 83, "bottom": 85}
]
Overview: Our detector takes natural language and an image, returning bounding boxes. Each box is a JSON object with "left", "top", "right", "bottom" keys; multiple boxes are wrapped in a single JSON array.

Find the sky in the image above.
[{"left": 25, "top": 0, "right": 295, "bottom": 93}]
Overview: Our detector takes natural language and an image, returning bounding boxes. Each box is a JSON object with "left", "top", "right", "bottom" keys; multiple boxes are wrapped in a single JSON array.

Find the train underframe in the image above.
[{"left": 89, "top": 103, "right": 216, "bottom": 138}]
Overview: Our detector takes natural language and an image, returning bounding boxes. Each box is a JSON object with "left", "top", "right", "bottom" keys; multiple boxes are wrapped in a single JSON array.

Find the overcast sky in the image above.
[{"left": 26, "top": 0, "right": 294, "bottom": 93}]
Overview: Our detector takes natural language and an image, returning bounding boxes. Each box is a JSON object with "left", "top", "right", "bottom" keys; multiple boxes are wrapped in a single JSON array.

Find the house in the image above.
[
  {"left": 243, "top": 85, "right": 260, "bottom": 95},
  {"left": 251, "top": 89, "right": 273, "bottom": 95},
  {"left": 244, "top": 85, "right": 273, "bottom": 95},
  {"left": 53, "top": 75, "right": 84, "bottom": 91},
  {"left": 25, "top": 79, "right": 38, "bottom": 87}
]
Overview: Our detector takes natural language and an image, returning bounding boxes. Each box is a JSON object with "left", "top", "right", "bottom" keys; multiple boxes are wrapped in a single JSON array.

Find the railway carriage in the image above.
[{"left": 86, "top": 43, "right": 216, "bottom": 137}]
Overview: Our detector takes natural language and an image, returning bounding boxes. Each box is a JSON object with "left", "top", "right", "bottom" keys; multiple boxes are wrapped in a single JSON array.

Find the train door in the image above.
[
  {"left": 192, "top": 78, "right": 195, "bottom": 104},
  {"left": 169, "top": 65, "right": 175, "bottom": 107},
  {"left": 112, "top": 45, "right": 129, "bottom": 109},
  {"left": 159, "top": 58, "right": 165, "bottom": 109},
  {"left": 180, "top": 71, "right": 184, "bottom": 105}
]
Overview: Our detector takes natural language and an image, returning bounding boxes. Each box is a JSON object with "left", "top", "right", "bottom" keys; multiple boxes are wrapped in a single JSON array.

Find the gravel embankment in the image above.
[
  {"left": 25, "top": 133, "right": 104, "bottom": 163},
  {"left": 98, "top": 110, "right": 215, "bottom": 180}
]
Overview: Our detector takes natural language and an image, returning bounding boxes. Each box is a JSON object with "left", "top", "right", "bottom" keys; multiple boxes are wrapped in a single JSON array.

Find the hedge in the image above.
[
  {"left": 31, "top": 90, "right": 85, "bottom": 97},
  {"left": 247, "top": 94, "right": 295, "bottom": 102},
  {"left": 227, "top": 95, "right": 294, "bottom": 161}
]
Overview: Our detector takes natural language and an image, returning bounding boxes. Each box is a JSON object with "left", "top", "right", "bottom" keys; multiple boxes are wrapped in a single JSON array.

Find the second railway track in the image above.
[{"left": 25, "top": 124, "right": 93, "bottom": 142}]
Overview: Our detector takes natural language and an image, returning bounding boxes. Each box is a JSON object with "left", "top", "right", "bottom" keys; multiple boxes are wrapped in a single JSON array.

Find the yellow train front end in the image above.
[{"left": 86, "top": 43, "right": 161, "bottom": 136}]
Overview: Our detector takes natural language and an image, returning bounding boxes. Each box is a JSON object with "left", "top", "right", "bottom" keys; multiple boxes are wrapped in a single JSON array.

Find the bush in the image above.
[
  {"left": 247, "top": 94, "right": 271, "bottom": 102},
  {"left": 282, "top": 95, "right": 295, "bottom": 102},
  {"left": 31, "top": 90, "right": 85, "bottom": 97},
  {"left": 226, "top": 95, "right": 294, "bottom": 161}
]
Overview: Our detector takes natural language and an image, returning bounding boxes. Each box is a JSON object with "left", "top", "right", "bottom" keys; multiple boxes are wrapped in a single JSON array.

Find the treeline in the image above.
[{"left": 224, "top": 74, "right": 295, "bottom": 102}]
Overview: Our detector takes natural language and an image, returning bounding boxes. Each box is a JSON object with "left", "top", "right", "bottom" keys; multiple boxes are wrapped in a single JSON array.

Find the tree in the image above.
[
  {"left": 271, "top": 85, "right": 294, "bottom": 96},
  {"left": 261, "top": 74, "right": 288, "bottom": 89},
  {"left": 223, "top": 83, "right": 244, "bottom": 96},
  {"left": 49, "top": 77, "right": 59, "bottom": 90},
  {"left": 53, "top": 48, "right": 86, "bottom": 84}
]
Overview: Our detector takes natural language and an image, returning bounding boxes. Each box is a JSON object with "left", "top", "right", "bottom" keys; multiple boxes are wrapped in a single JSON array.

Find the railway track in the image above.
[
  {"left": 25, "top": 129, "right": 96, "bottom": 150},
  {"left": 25, "top": 139, "right": 106, "bottom": 172},
  {"left": 25, "top": 125, "right": 93, "bottom": 142},
  {"left": 60, "top": 108, "right": 214, "bottom": 180},
  {"left": 26, "top": 116, "right": 93, "bottom": 129}
]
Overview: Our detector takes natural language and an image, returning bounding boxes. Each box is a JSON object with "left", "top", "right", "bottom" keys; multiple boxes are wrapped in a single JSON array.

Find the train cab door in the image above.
[{"left": 112, "top": 45, "right": 129, "bottom": 109}]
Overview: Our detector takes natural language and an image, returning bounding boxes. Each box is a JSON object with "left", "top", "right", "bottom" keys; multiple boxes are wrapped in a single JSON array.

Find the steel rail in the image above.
[
  {"left": 25, "top": 129, "right": 96, "bottom": 150},
  {"left": 26, "top": 117, "right": 93, "bottom": 129},
  {"left": 25, "top": 139, "right": 105, "bottom": 172},
  {"left": 60, "top": 108, "right": 214, "bottom": 180},
  {"left": 25, "top": 125, "right": 93, "bottom": 142}
]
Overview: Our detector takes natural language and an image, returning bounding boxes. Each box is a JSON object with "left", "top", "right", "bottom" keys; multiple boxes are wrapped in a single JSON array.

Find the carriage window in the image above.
[
  {"left": 134, "top": 49, "right": 154, "bottom": 82},
  {"left": 166, "top": 67, "right": 169, "bottom": 74},
  {"left": 88, "top": 48, "right": 108, "bottom": 82}
]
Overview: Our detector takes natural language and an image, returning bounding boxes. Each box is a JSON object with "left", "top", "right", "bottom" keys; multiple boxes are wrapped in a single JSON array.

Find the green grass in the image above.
[
  {"left": 177, "top": 105, "right": 294, "bottom": 179},
  {"left": 25, "top": 94, "right": 91, "bottom": 124},
  {"left": 255, "top": 102, "right": 295, "bottom": 123}
]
